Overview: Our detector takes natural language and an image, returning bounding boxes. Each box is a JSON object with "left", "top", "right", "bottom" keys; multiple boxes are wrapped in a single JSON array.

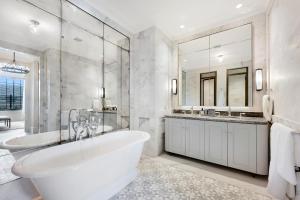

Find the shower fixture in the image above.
[{"left": 1, "top": 52, "right": 30, "bottom": 74}]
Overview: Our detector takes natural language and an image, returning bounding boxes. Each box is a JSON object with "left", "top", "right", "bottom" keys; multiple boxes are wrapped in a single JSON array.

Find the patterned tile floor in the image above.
[
  {"left": 112, "top": 156, "right": 272, "bottom": 200},
  {"left": 0, "top": 154, "right": 19, "bottom": 185},
  {"left": 0, "top": 154, "right": 273, "bottom": 200}
]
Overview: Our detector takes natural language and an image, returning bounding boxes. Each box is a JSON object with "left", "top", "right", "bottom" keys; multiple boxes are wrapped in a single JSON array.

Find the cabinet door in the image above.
[
  {"left": 228, "top": 123, "right": 257, "bottom": 173},
  {"left": 205, "top": 121, "right": 228, "bottom": 166},
  {"left": 256, "top": 124, "right": 269, "bottom": 175},
  {"left": 186, "top": 120, "right": 205, "bottom": 160},
  {"left": 165, "top": 118, "right": 186, "bottom": 155}
]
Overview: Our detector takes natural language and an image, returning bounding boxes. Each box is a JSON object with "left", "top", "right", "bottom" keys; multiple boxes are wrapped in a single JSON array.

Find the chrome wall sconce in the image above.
[
  {"left": 99, "top": 87, "right": 105, "bottom": 98},
  {"left": 172, "top": 79, "right": 177, "bottom": 95},
  {"left": 256, "top": 68, "right": 263, "bottom": 91}
]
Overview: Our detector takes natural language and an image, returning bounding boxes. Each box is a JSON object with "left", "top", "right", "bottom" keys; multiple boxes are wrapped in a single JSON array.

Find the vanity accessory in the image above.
[
  {"left": 256, "top": 68, "right": 263, "bottom": 91},
  {"left": 172, "top": 79, "right": 178, "bottom": 95}
]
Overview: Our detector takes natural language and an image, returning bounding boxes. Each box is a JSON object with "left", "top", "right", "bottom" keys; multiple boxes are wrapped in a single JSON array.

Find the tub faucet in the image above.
[
  {"left": 75, "top": 127, "right": 86, "bottom": 141},
  {"left": 68, "top": 109, "right": 77, "bottom": 141}
]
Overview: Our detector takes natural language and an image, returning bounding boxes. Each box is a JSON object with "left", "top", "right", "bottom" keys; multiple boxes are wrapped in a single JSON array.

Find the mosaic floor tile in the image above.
[
  {"left": 0, "top": 154, "right": 19, "bottom": 185},
  {"left": 112, "top": 157, "right": 271, "bottom": 200}
]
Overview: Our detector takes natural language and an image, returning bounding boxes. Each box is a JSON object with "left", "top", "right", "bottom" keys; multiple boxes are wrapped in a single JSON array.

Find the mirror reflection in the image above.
[
  {"left": 0, "top": 0, "right": 130, "bottom": 185},
  {"left": 179, "top": 24, "right": 252, "bottom": 107}
]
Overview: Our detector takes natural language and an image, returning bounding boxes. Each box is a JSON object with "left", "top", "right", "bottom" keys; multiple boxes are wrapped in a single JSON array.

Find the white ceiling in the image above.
[
  {"left": 84, "top": 0, "right": 269, "bottom": 40},
  {"left": 0, "top": 0, "right": 129, "bottom": 64}
]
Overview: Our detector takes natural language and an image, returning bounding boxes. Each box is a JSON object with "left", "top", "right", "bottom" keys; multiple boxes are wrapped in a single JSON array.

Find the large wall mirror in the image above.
[
  {"left": 179, "top": 24, "right": 252, "bottom": 107},
  {"left": 0, "top": 0, "right": 130, "bottom": 185}
]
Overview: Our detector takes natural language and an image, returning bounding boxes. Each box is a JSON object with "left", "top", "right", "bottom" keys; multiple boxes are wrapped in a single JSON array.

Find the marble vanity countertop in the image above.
[{"left": 164, "top": 114, "right": 268, "bottom": 125}]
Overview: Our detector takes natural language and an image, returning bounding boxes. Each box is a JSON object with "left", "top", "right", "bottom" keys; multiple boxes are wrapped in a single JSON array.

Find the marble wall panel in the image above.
[
  {"left": 268, "top": 0, "right": 300, "bottom": 124},
  {"left": 131, "top": 27, "right": 174, "bottom": 156}
]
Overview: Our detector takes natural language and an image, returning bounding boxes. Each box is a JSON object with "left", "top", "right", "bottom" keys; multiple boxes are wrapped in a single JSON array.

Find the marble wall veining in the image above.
[
  {"left": 43, "top": 47, "right": 129, "bottom": 130},
  {"left": 268, "top": 0, "right": 300, "bottom": 124},
  {"left": 131, "top": 27, "right": 174, "bottom": 156},
  {"left": 39, "top": 49, "right": 61, "bottom": 132}
]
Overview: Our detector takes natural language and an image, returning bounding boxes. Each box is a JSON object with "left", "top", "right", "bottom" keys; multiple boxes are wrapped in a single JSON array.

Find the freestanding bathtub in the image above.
[
  {"left": 0, "top": 126, "right": 113, "bottom": 160},
  {"left": 12, "top": 130, "right": 150, "bottom": 200}
]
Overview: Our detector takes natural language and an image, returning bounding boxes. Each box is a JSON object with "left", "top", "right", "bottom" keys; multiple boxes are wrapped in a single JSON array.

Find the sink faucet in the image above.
[
  {"left": 191, "top": 106, "right": 195, "bottom": 115},
  {"left": 228, "top": 106, "right": 232, "bottom": 117}
]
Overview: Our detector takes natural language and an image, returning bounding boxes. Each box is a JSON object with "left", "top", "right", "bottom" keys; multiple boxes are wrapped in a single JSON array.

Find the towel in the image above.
[
  {"left": 262, "top": 95, "right": 273, "bottom": 122},
  {"left": 296, "top": 173, "right": 300, "bottom": 200},
  {"left": 267, "top": 123, "right": 297, "bottom": 199},
  {"left": 296, "top": 134, "right": 300, "bottom": 200},
  {"left": 295, "top": 134, "right": 300, "bottom": 167}
]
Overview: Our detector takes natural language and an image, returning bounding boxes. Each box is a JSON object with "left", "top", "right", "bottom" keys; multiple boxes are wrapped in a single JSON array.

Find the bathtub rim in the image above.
[
  {"left": 12, "top": 130, "right": 150, "bottom": 178},
  {"left": 0, "top": 125, "right": 113, "bottom": 150},
  {"left": 0, "top": 130, "right": 62, "bottom": 150}
]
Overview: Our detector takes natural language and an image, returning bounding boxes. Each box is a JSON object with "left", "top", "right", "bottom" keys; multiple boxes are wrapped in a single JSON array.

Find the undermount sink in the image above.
[{"left": 215, "top": 115, "right": 241, "bottom": 119}]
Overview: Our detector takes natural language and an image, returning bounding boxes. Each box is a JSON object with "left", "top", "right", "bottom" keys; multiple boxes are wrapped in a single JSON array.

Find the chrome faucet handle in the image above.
[
  {"left": 228, "top": 106, "right": 232, "bottom": 116},
  {"left": 240, "top": 113, "right": 246, "bottom": 118},
  {"left": 191, "top": 106, "right": 195, "bottom": 114}
]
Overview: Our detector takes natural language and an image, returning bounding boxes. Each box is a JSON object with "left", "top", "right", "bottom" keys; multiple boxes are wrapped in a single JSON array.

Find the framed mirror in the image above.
[{"left": 179, "top": 24, "right": 252, "bottom": 107}]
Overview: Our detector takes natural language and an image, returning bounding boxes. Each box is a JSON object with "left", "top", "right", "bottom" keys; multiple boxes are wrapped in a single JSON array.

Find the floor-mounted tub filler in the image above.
[{"left": 12, "top": 130, "right": 150, "bottom": 200}]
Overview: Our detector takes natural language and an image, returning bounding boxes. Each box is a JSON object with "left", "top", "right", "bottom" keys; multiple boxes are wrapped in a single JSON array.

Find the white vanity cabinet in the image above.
[
  {"left": 165, "top": 118, "right": 186, "bottom": 155},
  {"left": 165, "top": 117, "right": 269, "bottom": 175},
  {"left": 204, "top": 121, "right": 228, "bottom": 166},
  {"left": 228, "top": 123, "right": 257, "bottom": 173},
  {"left": 186, "top": 120, "right": 205, "bottom": 160}
]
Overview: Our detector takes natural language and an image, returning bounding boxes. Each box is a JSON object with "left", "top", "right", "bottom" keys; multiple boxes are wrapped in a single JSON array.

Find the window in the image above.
[{"left": 0, "top": 77, "right": 24, "bottom": 111}]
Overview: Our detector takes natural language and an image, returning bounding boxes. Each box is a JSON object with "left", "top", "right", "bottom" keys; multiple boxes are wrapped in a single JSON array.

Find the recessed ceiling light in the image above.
[
  {"left": 183, "top": 59, "right": 187, "bottom": 62},
  {"left": 236, "top": 3, "right": 243, "bottom": 9},
  {"left": 180, "top": 25, "right": 185, "bottom": 29}
]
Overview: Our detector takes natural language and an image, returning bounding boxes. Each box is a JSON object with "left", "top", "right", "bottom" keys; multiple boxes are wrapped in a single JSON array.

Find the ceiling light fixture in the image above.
[
  {"left": 236, "top": 3, "right": 243, "bottom": 9},
  {"left": 180, "top": 25, "right": 185, "bottom": 29},
  {"left": 1, "top": 52, "right": 30, "bottom": 74},
  {"left": 29, "top": 19, "right": 40, "bottom": 33},
  {"left": 217, "top": 54, "right": 224, "bottom": 63},
  {"left": 73, "top": 37, "right": 83, "bottom": 42}
]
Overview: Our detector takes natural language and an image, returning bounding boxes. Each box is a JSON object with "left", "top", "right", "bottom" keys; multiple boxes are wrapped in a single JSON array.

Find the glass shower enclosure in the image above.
[
  {"left": 0, "top": 0, "right": 130, "bottom": 184},
  {"left": 60, "top": 0, "right": 130, "bottom": 139}
]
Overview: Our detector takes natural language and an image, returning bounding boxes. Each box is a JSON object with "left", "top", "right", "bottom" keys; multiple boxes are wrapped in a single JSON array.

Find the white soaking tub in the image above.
[
  {"left": 0, "top": 126, "right": 113, "bottom": 160},
  {"left": 12, "top": 130, "right": 150, "bottom": 200}
]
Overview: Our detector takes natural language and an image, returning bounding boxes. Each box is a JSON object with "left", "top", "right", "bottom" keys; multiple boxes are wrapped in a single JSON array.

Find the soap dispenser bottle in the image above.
[{"left": 200, "top": 108, "right": 204, "bottom": 116}]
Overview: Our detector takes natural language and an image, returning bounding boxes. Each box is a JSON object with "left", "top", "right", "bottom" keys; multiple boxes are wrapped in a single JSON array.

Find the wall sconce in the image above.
[
  {"left": 256, "top": 69, "right": 263, "bottom": 91},
  {"left": 98, "top": 87, "right": 105, "bottom": 98},
  {"left": 172, "top": 79, "right": 177, "bottom": 95}
]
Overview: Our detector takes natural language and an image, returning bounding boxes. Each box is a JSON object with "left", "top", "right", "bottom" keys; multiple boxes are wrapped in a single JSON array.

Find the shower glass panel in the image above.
[
  {"left": 61, "top": 0, "right": 104, "bottom": 139},
  {"left": 103, "top": 25, "right": 130, "bottom": 130},
  {"left": 0, "top": 0, "right": 61, "bottom": 133},
  {"left": 0, "top": 0, "right": 130, "bottom": 185},
  {"left": 0, "top": 0, "right": 61, "bottom": 184}
]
